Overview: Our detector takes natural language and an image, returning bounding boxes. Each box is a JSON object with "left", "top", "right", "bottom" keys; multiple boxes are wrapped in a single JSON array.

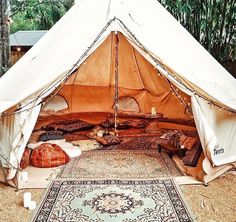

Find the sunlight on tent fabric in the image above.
[{"left": 116, "top": 97, "right": 140, "bottom": 113}]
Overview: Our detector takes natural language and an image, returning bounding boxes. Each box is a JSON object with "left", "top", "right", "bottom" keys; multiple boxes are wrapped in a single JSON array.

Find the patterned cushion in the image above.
[
  {"left": 100, "top": 118, "right": 130, "bottom": 129},
  {"left": 160, "top": 130, "right": 180, "bottom": 147},
  {"left": 20, "top": 148, "right": 31, "bottom": 170},
  {"left": 100, "top": 118, "right": 115, "bottom": 128},
  {"left": 30, "top": 143, "right": 70, "bottom": 168},
  {"left": 160, "top": 130, "right": 179, "bottom": 140},
  {"left": 179, "top": 134, "right": 188, "bottom": 145},
  {"left": 64, "top": 132, "right": 89, "bottom": 141},
  {"left": 38, "top": 131, "right": 64, "bottom": 142},
  {"left": 180, "top": 136, "right": 198, "bottom": 150},
  {"left": 126, "top": 119, "right": 149, "bottom": 128},
  {"left": 42, "top": 119, "right": 93, "bottom": 133},
  {"left": 96, "top": 135, "right": 121, "bottom": 146}
]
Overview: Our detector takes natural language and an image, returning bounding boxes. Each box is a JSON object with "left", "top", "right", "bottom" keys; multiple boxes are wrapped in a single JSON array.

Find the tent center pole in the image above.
[{"left": 114, "top": 31, "right": 119, "bottom": 135}]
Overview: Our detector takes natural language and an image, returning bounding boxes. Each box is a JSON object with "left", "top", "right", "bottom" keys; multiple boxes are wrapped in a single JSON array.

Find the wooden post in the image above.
[
  {"left": 0, "top": 0, "right": 11, "bottom": 77},
  {"left": 114, "top": 31, "right": 119, "bottom": 135}
]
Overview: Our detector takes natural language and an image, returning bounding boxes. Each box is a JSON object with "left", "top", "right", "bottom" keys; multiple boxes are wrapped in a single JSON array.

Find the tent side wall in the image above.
[{"left": 0, "top": 102, "right": 41, "bottom": 183}]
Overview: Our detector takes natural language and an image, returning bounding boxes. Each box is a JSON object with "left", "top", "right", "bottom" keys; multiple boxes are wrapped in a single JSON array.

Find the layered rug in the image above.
[
  {"left": 31, "top": 179, "right": 194, "bottom": 222},
  {"left": 58, "top": 150, "right": 183, "bottom": 179}
]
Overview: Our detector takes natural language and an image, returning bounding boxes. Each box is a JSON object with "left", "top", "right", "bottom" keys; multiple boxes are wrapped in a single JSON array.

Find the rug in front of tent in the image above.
[
  {"left": 57, "top": 150, "right": 183, "bottom": 179},
  {"left": 31, "top": 179, "right": 194, "bottom": 222}
]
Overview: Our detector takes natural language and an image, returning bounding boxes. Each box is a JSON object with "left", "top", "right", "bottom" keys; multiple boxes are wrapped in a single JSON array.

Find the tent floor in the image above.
[{"left": 25, "top": 112, "right": 204, "bottom": 188}]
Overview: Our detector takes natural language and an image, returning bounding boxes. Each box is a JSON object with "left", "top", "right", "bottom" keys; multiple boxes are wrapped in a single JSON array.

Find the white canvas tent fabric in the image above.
[{"left": 0, "top": 0, "right": 236, "bottom": 185}]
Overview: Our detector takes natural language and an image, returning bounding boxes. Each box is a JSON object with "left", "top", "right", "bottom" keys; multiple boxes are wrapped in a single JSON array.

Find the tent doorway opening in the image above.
[
  {"left": 20, "top": 31, "right": 203, "bottom": 189},
  {"left": 0, "top": 31, "right": 204, "bottom": 189}
]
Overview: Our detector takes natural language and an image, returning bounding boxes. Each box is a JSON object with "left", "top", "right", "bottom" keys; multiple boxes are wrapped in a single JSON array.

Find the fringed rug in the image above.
[
  {"left": 58, "top": 150, "right": 183, "bottom": 179},
  {"left": 31, "top": 179, "right": 194, "bottom": 222}
]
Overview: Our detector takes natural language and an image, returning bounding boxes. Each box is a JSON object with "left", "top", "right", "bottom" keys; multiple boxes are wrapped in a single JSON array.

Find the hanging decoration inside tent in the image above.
[{"left": 114, "top": 32, "right": 119, "bottom": 134}]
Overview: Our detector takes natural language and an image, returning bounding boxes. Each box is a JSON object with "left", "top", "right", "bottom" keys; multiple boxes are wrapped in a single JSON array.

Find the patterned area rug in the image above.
[
  {"left": 58, "top": 150, "right": 183, "bottom": 179},
  {"left": 31, "top": 179, "right": 194, "bottom": 222}
]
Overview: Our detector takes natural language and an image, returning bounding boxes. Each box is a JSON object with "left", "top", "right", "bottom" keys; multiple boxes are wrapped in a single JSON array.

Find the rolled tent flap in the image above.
[
  {"left": 202, "top": 157, "right": 236, "bottom": 184},
  {"left": 193, "top": 96, "right": 236, "bottom": 166},
  {"left": 192, "top": 96, "right": 236, "bottom": 182},
  {"left": 0, "top": 102, "right": 41, "bottom": 180},
  {"left": 191, "top": 96, "right": 217, "bottom": 164}
]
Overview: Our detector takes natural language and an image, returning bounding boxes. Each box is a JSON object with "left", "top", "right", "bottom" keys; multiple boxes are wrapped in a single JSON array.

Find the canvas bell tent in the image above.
[{"left": 0, "top": 0, "right": 236, "bottom": 187}]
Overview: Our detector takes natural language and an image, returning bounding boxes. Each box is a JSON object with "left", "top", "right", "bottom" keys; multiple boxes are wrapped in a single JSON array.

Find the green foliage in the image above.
[
  {"left": 9, "top": 0, "right": 235, "bottom": 64},
  {"left": 10, "top": 0, "right": 74, "bottom": 33},
  {"left": 10, "top": 12, "right": 37, "bottom": 33},
  {"left": 159, "top": 0, "right": 236, "bottom": 63}
]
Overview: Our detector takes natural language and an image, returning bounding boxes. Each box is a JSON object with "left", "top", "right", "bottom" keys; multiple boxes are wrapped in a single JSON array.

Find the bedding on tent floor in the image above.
[
  {"left": 0, "top": 0, "right": 236, "bottom": 188},
  {"left": 17, "top": 111, "right": 203, "bottom": 188}
]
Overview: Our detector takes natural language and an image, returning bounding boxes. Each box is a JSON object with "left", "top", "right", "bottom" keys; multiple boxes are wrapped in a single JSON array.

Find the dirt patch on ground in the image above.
[
  {"left": 0, "top": 184, "right": 44, "bottom": 222},
  {"left": 181, "top": 171, "right": 236, "bottom": 222},
  {"left": 0, "top": 172, "right": 235, "bottom": 222}
]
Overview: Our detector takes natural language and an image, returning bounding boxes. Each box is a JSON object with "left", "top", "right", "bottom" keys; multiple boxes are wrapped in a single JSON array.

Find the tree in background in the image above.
[
  {"left": 10, "top": 0, "right": 74, "bottom": 33},
  {"left": 1, "top": 0, "right": 236, "bottom": 76},
  {"left": 159, "top": 0, "right": 236, "bottom": 65},
  {"left": 0, "top": 0, "right": 11, "bottom": 76},
  {"left": 0, "top": 0, "right": 74, "bottom": 76}
]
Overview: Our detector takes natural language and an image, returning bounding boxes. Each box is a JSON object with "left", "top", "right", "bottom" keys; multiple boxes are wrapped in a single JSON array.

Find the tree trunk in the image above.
[{"left": 0, "top": 0, "right": 10, "bottom": 77}]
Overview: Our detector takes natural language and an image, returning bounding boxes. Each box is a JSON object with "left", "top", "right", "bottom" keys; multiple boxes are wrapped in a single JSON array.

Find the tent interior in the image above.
[
  {"left": 42, "top": 32, "right": 192, "bottom": 117},
  {"left": 41, "top": 32, "right": 194, "bottom": 114},
  {"left": 1, "top": 32, "right": 205, "bottom": 188}
]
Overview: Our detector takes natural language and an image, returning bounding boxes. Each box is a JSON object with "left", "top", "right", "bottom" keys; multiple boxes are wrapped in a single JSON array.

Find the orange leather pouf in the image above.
[{"left": 30, "top": 143, "right": 70, "bottom": 168}]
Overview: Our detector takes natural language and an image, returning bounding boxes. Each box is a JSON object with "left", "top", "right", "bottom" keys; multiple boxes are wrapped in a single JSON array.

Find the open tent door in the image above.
[
  {"left": 15, "top": 31, "right": 197, "bottom": 189},
  {"left": 1, "top": 32, "right": 200, "bottom": 189}
]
